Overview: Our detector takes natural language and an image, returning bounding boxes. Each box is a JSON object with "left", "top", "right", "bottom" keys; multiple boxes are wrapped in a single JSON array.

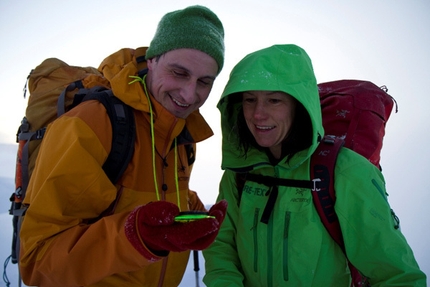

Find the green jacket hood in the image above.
[{"left": 217, "top": 44, "right": 323, "bottom": 170}]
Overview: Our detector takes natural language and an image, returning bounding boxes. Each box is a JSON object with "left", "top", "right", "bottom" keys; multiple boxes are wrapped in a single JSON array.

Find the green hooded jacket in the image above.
[{"left": 203, "top": 45, "right": 426, "bottom": 286}]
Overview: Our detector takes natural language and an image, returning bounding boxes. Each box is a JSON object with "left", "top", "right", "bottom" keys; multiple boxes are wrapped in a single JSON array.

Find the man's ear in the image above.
[{"left": 146, "top": 58, "right": 154, "bottom": 70}]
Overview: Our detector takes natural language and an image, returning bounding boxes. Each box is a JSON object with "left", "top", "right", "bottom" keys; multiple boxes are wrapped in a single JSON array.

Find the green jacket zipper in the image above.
[
  {"left": 267, "top": 212, "right": 274, "bottom": 287},
  {"left": 283, "top": 211, "right": 291, "bottom": 281},
  {"left": 253, "top": 208, "right": 260, "bottom": 272}
]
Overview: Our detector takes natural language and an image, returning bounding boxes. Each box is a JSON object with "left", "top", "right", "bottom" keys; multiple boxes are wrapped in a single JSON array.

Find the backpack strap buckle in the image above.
[{"left": 312, "top": 178, "right": 321, "bottom": 192}]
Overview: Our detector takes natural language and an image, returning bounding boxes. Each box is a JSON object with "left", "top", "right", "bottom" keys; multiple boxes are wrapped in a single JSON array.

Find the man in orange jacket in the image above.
[{"left": 19, "top": 5, "right": 227, "bottom": 286}]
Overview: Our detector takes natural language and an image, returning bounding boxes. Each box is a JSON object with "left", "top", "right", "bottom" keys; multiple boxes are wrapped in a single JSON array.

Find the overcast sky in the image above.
[{"left": 0, "top": 0, "right": 429, "bottom": 281}]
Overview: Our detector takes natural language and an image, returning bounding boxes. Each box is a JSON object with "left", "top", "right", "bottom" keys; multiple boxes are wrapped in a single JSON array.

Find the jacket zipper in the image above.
[
  {"left": 283, "top": 211, "right": 291, "bottom": 281},
  {"left": 161, "top": 156, "right": 168, "bottom": 199},
  {"left": 154, "top": 113, "right": 177, "bottom": 286},
  {"left": 160, "top": 118, "right": 178, "bottom": 199},
  {"left": 252, "top": 208, "right": 260, "bottom": 272},
  {"left": 267, "top": 212, "right": 274, "bottom": 287}
]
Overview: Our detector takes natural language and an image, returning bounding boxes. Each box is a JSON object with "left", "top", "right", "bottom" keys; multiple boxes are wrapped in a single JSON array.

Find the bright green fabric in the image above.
[{"left": 203, "top": 44, "right": 426, "bottom": 286}]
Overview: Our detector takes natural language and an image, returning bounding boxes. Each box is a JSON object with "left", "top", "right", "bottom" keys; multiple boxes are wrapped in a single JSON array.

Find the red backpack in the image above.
[
  {"left": 238, "top": 79, "right": 397, "bottom": 286},
  {"left": 318, "top": 79, "right": 396, "bottom": 169}
]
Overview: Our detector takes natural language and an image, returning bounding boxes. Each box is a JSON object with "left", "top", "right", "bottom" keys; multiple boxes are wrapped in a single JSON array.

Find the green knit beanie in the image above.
[{"left": 146, "top": 5, "right": 225, "bottom": 73}]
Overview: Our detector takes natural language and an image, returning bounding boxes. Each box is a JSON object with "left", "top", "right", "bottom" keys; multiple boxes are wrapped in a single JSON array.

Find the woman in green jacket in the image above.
[{"left": 203, "top": 44, "right": 426, "bottom": 286}]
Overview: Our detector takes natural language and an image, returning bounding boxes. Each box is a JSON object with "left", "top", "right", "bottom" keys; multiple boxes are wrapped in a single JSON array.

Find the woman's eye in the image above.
[{"left": 269, "top": 98, "right": 281, "bottom": 104}]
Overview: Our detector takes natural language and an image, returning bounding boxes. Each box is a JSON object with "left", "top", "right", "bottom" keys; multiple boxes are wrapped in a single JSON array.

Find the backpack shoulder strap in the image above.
[
  {"left": 82, "top": 88, "right": 136, "bottom": 184},
  {"left": 310, "top": 135, "right": 344, "bottom": 247},
  {"left": 311, "top": 135, "right": 369, "bottom": 287},
  {"left": 80, "top": 89, "right": 136, "bottom": 222}
]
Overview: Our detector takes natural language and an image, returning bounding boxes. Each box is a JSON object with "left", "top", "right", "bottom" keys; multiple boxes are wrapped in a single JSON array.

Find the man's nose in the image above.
[{"left": 181, "top": 81, "right": 198, "bottom": 104}]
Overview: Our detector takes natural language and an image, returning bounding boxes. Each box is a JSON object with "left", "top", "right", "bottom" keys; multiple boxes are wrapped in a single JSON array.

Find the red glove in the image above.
[{"left": 125, "top": 200, "right": 227, "bottom": 260}]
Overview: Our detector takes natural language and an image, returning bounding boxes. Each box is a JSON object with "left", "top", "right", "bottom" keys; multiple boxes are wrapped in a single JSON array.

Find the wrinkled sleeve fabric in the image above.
[
  {"left": 335, "top": 149, "right": 427, "bottom": 286},
  {"left": 19, "top": 102, "right": 158, "bottom": 287},
  {"left": 203, "top": 170, "right": 245, "bottom": 287}
]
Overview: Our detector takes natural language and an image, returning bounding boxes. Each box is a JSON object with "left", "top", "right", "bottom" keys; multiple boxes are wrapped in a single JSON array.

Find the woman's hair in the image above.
[{"left": 226, "top": 92, "right": 313, "bottom": 162}]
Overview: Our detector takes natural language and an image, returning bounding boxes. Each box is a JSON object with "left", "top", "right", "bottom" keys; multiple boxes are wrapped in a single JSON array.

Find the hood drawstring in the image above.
[{"left": 129, "top": 75, "right": 181, "bottom": 210}]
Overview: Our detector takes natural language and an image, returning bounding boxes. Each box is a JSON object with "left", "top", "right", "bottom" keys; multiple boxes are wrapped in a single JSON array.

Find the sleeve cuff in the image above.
[{"left": 124, "top": 206, "right": 168, "bottom": 262}]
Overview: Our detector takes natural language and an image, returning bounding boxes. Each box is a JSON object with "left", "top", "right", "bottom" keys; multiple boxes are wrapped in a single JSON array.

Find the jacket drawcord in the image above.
[{"left": 129, "top": 75, "right": 181, "bottom": 210}]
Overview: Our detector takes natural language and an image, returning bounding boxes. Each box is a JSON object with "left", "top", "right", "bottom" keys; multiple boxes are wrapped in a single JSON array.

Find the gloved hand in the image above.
[{"left": 125, "top": 200, "right": 228, "bottom": 257}]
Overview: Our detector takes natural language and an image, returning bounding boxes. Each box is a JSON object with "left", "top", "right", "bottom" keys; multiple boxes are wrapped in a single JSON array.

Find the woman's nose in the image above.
[{"left": 253, "top": 101, "right": 267, "bottom": 119}]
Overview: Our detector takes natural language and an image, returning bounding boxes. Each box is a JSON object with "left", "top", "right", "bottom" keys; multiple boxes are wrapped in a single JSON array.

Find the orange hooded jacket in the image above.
[{"left": 19, "top": 47, "right": 213, "bottom": 287}]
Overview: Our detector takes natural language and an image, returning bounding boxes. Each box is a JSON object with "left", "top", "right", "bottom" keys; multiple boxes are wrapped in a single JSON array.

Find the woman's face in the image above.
[{"left": 242, "top": 91, "right": 297, "bottom": 159}]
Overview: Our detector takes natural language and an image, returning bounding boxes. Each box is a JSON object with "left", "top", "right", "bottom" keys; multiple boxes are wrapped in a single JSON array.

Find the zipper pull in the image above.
[{"left": 391, "top": 209, "right": 400, "bottom": 230}]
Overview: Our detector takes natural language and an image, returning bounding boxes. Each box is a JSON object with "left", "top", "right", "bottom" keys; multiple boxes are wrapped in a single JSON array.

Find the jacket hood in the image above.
[
  {"left": 217, "top": 44, "right": 323, "bottom": 170},
  {"left": 99, "top": 47, "right": 157, "bottom": 112}
]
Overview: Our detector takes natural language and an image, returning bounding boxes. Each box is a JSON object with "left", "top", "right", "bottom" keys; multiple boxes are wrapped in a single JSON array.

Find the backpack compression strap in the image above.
[
  {"left": 239, "top": 173, "right": 319, "bottom": 224},
  {"left": 236, "top": 137, "right": 342, "bottom": 226}
]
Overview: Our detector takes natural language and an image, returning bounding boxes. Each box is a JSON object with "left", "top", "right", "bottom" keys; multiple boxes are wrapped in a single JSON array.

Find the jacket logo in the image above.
[
  {"left": 291, "top": 188, "right": 310, "bottom": 203},
  {"left": 336, "top": 109, "right": 350, "bottom": 118},
  {"left": 243, "top": 185, "right": 268, "bottom": 197},
  {"left": 295, "top": 188, "right": 305, "bottom": 196}
]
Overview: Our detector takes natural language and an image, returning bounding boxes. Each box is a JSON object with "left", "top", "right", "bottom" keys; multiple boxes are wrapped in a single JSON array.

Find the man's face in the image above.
[{"left": 146, "top": 48, "right": 218, "bottom": 119}]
